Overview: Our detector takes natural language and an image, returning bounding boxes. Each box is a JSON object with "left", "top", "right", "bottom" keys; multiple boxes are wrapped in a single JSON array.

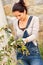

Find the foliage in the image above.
[
  {"left": 39, "top": 43, "right": 43, "bottom": 59},
  {"left": 0, "top": 26, "right": 43, "bottom": 65},
  {"left": 0, "top": 26, "right": 30, "bottom": 65}
]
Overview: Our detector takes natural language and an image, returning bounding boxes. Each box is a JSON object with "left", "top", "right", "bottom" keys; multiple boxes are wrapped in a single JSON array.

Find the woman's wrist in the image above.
[{"left": 22, "top": 38, "right": 28, "bottom": 44}]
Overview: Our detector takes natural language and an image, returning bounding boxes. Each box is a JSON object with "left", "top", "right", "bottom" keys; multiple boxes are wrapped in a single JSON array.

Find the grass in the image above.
[
  {"left": 38, "top": 29, "right": 43, "bottom": 59},
  {"left": 38, "top": 40, "right": 43, "bottom": 60}
]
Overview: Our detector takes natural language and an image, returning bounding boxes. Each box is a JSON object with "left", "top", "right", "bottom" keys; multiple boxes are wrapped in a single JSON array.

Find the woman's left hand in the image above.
[{"left": 22, "top": 38, "right": 28, "bottom": 45}]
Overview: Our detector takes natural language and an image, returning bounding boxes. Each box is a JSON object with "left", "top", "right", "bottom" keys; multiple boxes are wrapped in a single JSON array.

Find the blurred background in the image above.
[{"left": 1, "top": 0, "right": 43, "bottom": 59}]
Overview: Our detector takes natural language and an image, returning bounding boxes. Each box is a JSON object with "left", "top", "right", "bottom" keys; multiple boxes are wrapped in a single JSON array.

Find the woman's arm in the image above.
[{"left": 23, "top": 16, "right": 39, "bottom": 43}]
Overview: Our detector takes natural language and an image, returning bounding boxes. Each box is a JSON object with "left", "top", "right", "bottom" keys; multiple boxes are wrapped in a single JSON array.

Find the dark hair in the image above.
[{"left": 12, "top": 0, "right": 27, "bottom": 14}]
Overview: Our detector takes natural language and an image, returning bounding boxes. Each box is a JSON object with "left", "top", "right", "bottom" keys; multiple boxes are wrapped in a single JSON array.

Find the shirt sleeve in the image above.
[{"left": 26, "top": 16, "right": 39, "bottom": 42}]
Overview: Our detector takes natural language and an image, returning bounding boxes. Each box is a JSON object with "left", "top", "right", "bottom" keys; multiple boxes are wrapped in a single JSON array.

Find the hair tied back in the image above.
[{"left": 19, "top": 0, "right": 25, "bottom": 6}]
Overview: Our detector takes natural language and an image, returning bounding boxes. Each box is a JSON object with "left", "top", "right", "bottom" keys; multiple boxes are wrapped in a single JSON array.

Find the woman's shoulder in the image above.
[
  {"left": 28, "top": 15, "right": 39, "bottom": 21},
  {"left": 31, "top": 15, "right": 39, "bottom": 21},
  {"left": 29, "top": 15, "right": 39, "bottom": 24},
  {"left": 28, "top": 15, "right": 39, "bottom": 27}
]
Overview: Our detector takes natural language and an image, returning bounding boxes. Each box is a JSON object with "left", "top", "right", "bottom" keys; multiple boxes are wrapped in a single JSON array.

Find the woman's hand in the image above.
[{"left": 22, "top": 38, "right": 28, "bottom": 45}]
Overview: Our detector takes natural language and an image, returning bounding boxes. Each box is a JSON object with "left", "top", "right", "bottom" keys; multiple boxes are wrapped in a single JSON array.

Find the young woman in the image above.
[{"left": 12, "top": 0, "right": 43, "bottom": 65}]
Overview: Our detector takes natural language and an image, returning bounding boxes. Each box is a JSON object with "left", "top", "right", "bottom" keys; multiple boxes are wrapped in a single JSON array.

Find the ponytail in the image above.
[
  {"left": 12, "top": 0, "right": 27, "bottom": 14},
  {"left": 19, "top": 0, "right": 25, "bottom": 6}
]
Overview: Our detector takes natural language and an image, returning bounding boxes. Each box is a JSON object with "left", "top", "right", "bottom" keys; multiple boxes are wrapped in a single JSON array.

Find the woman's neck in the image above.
[
  {"left": 20, "top": 14, "right": 29, "bottom": 22},
  {"left": 18, "top": 15, "right": 29, "bottom": 30}
]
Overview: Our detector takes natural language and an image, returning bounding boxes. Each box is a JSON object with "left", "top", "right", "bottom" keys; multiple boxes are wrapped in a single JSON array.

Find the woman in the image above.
[{"left": 12, "top": 0, "right": 43, "bottom": 65}]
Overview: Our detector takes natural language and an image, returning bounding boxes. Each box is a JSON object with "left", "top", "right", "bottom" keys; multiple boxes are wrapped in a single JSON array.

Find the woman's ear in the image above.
[{"left": 24, "top": 10, "right": 26, "bottom": 14}]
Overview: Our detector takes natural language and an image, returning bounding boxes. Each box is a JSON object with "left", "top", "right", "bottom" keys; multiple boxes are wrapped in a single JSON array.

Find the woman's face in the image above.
[{"left": 13, "top": 10, "right": 26, "bottom": 21}]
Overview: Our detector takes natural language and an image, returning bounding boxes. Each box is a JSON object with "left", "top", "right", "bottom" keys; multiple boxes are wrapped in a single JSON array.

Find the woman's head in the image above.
[{"left": 12, "top": 0, "right": 28, "bottom": 21}]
